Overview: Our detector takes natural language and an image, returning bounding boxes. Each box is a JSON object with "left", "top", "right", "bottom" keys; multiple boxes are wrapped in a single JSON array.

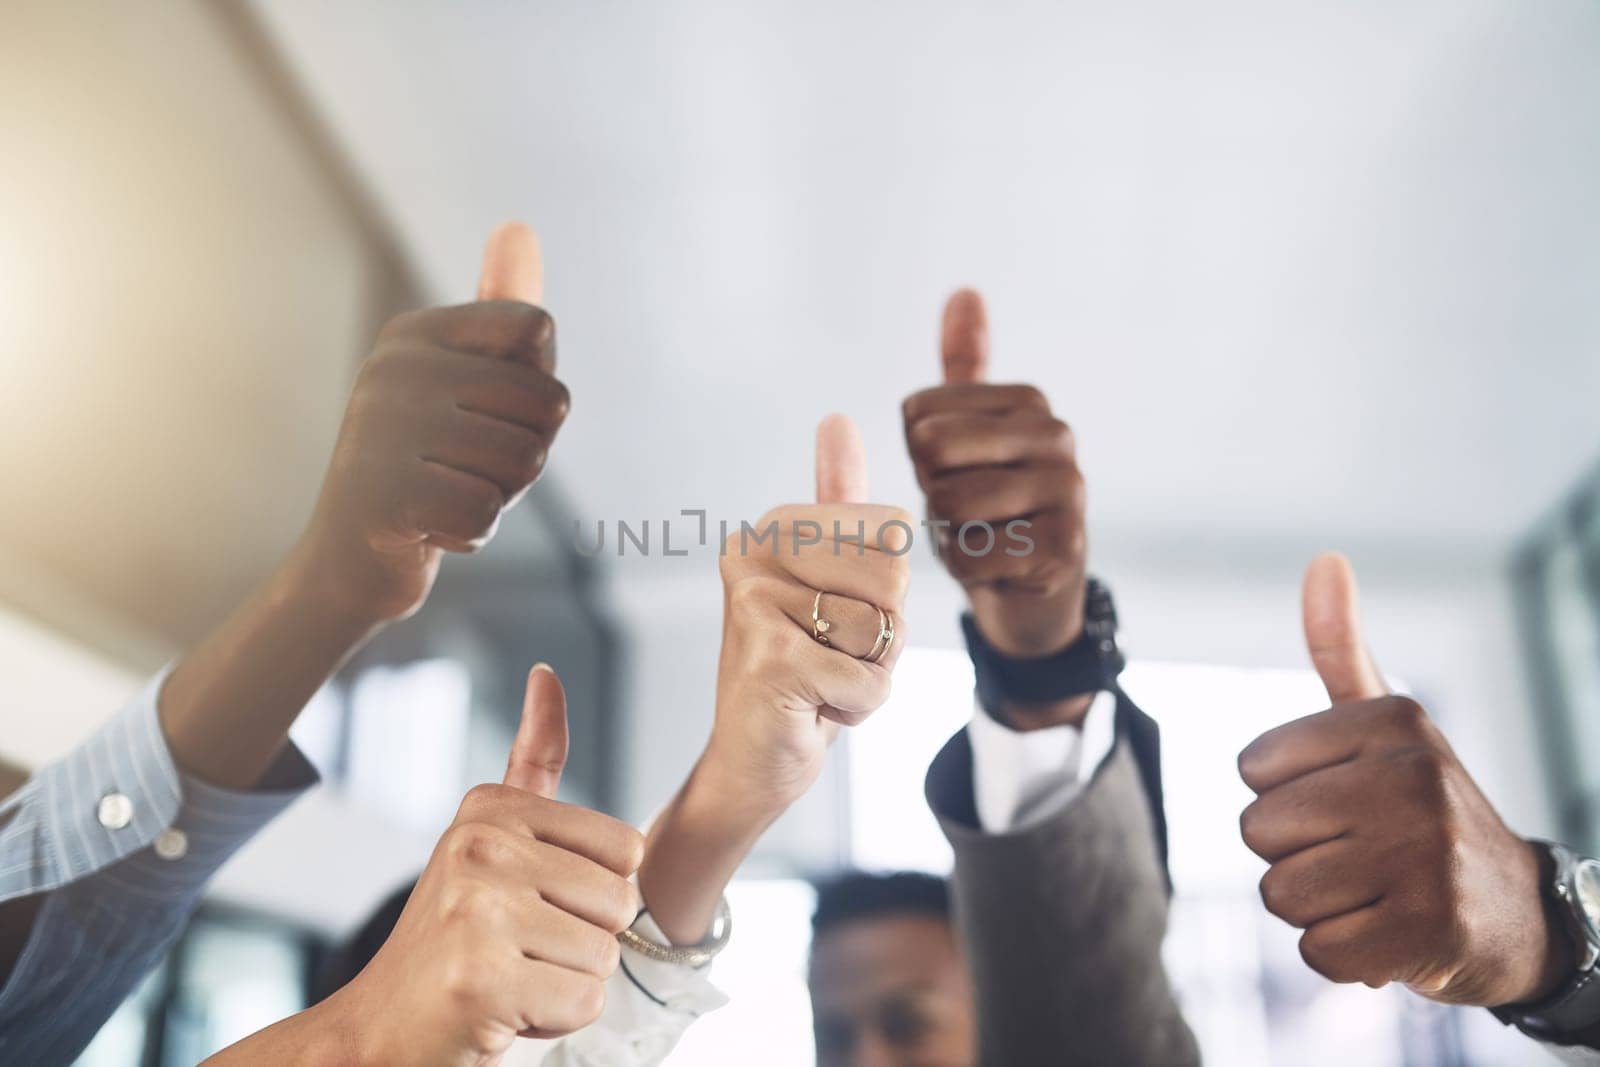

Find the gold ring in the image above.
[
  {"left": 863, "top": 608, "right": 895, "bottom": 664},
  {"left": 811, "top": 590, "right": 832, "bottom": 647}
]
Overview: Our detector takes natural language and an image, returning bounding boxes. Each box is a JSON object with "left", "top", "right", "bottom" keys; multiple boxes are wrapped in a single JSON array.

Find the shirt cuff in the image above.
[
  {"left": 968, "top": 690, "right": 1117, "bottom": 833},
  {"left": 0, "top": 668, "right": 317, "bottom": 904},
  {"left": 549, "top": 912, "right": 727, "bottom": 1065}
]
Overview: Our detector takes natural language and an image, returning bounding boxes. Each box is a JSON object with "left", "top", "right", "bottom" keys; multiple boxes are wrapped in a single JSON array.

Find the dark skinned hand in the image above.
[
  {"left": 296, "top": 222, "right": 570, "bottom": 624},
  {"left": 902, "top": 289, "right": 1090, "bottom": 728},
  {"left": 1237, "top": 552, "right": 1573, "bottom": 1007}
]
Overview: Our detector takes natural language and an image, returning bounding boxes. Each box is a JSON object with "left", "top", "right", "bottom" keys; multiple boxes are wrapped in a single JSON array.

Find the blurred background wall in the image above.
[{"left": 2, "top": 0, "right": 1599, "bottom": 1063}]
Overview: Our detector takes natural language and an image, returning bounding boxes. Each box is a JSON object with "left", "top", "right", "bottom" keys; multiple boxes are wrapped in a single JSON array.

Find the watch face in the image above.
[{"left": 1573, "top": 859, "right": 1600, "bottom": 940}]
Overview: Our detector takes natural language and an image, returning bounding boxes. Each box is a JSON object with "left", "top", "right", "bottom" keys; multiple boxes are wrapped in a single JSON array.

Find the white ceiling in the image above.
[{"left": 250, "top": 0, "right": 1600, "bottom": 565}]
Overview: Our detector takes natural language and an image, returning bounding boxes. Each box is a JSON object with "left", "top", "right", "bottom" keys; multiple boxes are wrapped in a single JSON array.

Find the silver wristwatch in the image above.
[{"left": 1493, "top": 841, "right": 1600, "bottom": 1044}]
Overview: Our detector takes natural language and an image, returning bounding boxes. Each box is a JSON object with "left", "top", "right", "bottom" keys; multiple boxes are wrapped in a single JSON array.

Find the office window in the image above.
[{"left": 344, "top": 659, "right": 473, "bottom": 833}]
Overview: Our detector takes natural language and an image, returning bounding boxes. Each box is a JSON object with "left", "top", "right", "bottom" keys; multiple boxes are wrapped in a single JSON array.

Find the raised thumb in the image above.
[
  {"left": 815, "top": 413, "right": 869, "bottom": 504},
  {"left": 477, "top": 220, "right": 544, "bottom": 305},
  {"left": 1302, "top": 552, "right": 1387, "bottom": 703},
  {"left": 503, "top": 663, "right": 569, "bottom": 798},
  {"left": 940, "top": 288, "right": 990, "bottom": 385}
]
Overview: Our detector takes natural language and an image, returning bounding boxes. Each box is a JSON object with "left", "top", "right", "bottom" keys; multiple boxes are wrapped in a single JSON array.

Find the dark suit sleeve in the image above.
[{"left": 926, "top": 697, "right": 1199, "bottom": 1066}]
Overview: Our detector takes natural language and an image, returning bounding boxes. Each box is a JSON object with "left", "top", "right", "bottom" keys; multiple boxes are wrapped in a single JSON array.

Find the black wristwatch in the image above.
[
  {"left": 1493, "top": 841, "right": 1600, "bottom": 1045},
  {"left": 962, "top": 577, "right": 1125, "bottom": 714}
]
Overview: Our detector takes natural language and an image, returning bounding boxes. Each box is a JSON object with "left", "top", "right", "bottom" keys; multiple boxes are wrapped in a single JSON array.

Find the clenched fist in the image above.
[
  {"left": 1237, "top": 553, "right": 1571, "bottom": 1007},
  {"left": 902, "top": 289, "right": 1086, "bottom": 661},
  {"left": 296, "top": 222, "right": 570, "bottom": 623},
  {"left": 706, "top": 415, "right": 911, "bottom": 807},
  {"left": 299, "top": 667, "right": 641, "bottom": 1065}
]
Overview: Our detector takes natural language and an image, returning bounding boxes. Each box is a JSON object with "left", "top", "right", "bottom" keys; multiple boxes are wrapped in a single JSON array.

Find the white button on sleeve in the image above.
[
  {"left": 96, "top": 792, "right": 134, "bottom": 831},
  {"left": 152, "top": 829, "right": 189, "bottom": 861}
]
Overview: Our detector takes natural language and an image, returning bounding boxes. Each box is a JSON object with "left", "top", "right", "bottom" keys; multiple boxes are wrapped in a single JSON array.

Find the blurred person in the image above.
[
  {"left": 1239, "top": 553, "right": 1600, "bottom": 1064},
  {"left": 205, "top": 665, "right": 647, "bottom": 1063},
  {"left": 270, "top": 415, "right": 915, "bottom": 1064},
  {"left": 894, "top": 290, "right": 1199, "bottom": 1065},
  {"left": 0, "top": 221, "right": 569, "bottom": 1064},
  {"left": 807, "top": 871, "right": 975, "bottom": 1065}
]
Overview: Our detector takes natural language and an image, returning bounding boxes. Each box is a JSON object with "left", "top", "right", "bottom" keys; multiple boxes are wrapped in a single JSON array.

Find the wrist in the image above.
[
  {"left": 680, "top": 747, "right": 794, "bottom": 836},
  {"left": 277, "top": 991, "right": 387, "bottom": 1066},
  {"left": 1518, "top": 840, "right": 1582, "bottom": 1005},
  {"left": 697, "top": 732, "right": 816, "bottom": 818},
  {"left": 281, "top": 535, "right": 394, "bottom": 632},
  {"left": 638, "top": 751, "right": 784, "bottom": 947},
  {"left": 967, "top": 589, "right": 1084, "bottom": 659}
]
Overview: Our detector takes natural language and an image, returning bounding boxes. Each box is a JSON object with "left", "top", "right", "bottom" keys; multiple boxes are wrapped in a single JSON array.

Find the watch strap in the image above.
[
  {"left": 963, "top": 577, "right": 1125, "bottom": 714},
  {"left": 1493, "top": 970, "right": 1600, "bottom": 1044},
  {"left": 1493, "top": 841, "right": 1600, "bottom": 1044}
]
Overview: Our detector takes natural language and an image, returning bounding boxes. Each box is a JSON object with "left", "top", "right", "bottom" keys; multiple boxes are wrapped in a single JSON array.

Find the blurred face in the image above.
[{"left": 808, "top": 914, "right": 977, "bottom": 1067}]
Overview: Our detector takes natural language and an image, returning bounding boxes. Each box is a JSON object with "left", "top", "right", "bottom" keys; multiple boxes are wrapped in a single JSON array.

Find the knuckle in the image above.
[
  {"left": 460, "top": 782, "right": 506, "bottom": 816},
  {"left": 883, "top": 504, "right": 915, "bottom": 528},
  {"left": 884, "top": 611, "right": 908, "bottom": 656},
  {"left": 443, "top": 822, "right": 499, "bottom": 869},
  {"left": 771, "top": 624, "right": 812, "bottom": 667},
  {"left": 1016, "top": 384, "right": 1048, "bottom": 408},
  {"left": 468, "top": 483, "right": 507, "bottom": 534},
  {"left": 901, "top": 388, "right": 935, "bottom": 423},
  {"left": 602, "top": 876, "right": 640, "bottom": 933},
  {"left": 523, "top": 442, "right": 550, "bottom": 483},
  {"left": 490, "top": 301, "right": 554, "bottom": 354},
  {"left": 377, "top": 308, "right": 424, "bottom": 342},
  {"left": 1394, "top": 745, "right": 1448, "bottom": 802},
  {"left": 717, "top": 537, "right": 748, "bottom": 579},
  {"left": 1381, "top": 695, "right": 1429, "bottom": 735},
  {"left": 1236, "top": 741, "right": 1267, "bottom": 789},
  {"left": 882, "top": 558, "right": 911, "bottom": 609},
  {"left": 544, "top": 376, "right": 572, "bottom": 422},
  {"left": 864, "top": 664, "right": 894, "bottom": 708},
  {"left": 614, "top": 824, "right": 646, "bottom": 875},
  {"left": 508, "top": 430, "right": 548, "bottom": 482},
  {"left": 727, "top": 573, "right": 777, "bottom": 615},
  {"left": 440, "top": 879, "right": 495, "bottom": 926},
  {"left": 1046, "top": 417, "right": 1075, "bottom": 453},
  {"left": 572, "top": 975, "right": 607, "bottom": 1025},
  {"left": 441, "top": 956, "right": 485, "bottom": 1008},
  {"left": 1238, "top": 801, "right": 1265, "bottom": 852},
  {"left": 516, "top": 303, "right": 556, "bottom": 348},
  {"left": 1258, "top": 867, "right": 1294, "bottom": 922},
  {"left": 831, "top": 706, "right": 871, "bottom": 728},
  {"left": 586, "top": 925, "right": 623, "bottom": 976},
  {"left": 905, "top": 417, "right": 940, "bottom": 457},
  {"left": 1063, "top": 465, "right": 1087, "bottom": 508},
  {"left": 1298, "top": 929, "right": 1343, "bottom": 981}
]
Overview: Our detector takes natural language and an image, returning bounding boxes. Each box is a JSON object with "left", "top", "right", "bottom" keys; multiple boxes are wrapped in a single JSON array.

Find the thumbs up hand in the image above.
[
  {"left": 902, "top": 290, "right": 1088, "bottom": 668},
  {"left": 630, "top": 416, "right": 912, "bottom": 947},
  {"left": 1236, "top": 553, "right": 1569, "bottom": 1008},
  {"left": 701, "top": 415, "right": 912, "bottom": 809},
  {"left": 320, "top": 665, "right": 644, "bottom": 1066},
  {"left": 293, "top": 221, "right": 571, "bottom": 624}
]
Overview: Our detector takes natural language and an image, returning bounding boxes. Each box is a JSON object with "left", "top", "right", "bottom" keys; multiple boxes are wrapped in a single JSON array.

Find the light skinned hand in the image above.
[
  {"left": 703, "top": 414, "right": 912, "bottom": 807},
  {"left": 309, "top": 666, "right": 643, "bottom": 1065}
]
